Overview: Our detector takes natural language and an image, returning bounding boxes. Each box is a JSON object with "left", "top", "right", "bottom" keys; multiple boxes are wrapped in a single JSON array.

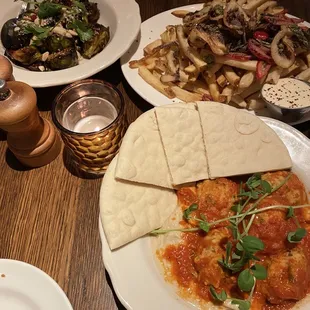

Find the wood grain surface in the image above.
[{"left": 0, "top": 1, "right": 309, "bottom": 310}]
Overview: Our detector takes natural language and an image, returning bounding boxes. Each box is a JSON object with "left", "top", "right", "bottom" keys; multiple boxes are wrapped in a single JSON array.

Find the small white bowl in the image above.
[{"left": 0, "top": 0, "right": 141, "bottom": 88}]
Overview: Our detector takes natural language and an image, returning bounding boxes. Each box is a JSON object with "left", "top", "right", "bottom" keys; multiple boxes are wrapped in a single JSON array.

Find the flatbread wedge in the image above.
[
  {"left": 197, "top": 101, "right": 292, "bottom": 178},
  {"left": 100, "top": 155, "right": 177, "bottom": 250},
  {"left": 155, "top": 107, "right": 209, "bottom": 185}
]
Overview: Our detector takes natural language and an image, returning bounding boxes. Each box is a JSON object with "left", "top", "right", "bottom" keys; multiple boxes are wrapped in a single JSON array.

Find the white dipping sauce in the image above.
[{"left": 262, "top": 78, "right": 310, "bottom": 109}]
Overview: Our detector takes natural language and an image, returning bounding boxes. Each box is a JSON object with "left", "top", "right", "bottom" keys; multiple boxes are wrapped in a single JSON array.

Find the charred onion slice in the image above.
[
  {"left": 271, "top": 29, "right": 295, "bottom": 68},
  {"left": 195, "top": 24, "right": 227, "bottom": 56},
  {"left": 223, "top": 1, "right": 249, "bottom": 32},
  {"left": 248, "top": 39, "right": 274, "bottom": 63},
  {"left": 263, "top": 14, "right": 304, "bottom": 26},
  {"left": 209, "top": 4, "right": 224, "bottom": 21}
]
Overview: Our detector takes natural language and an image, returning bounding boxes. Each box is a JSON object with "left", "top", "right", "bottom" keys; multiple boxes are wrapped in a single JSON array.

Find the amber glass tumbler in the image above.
[{"left": 52, "top": 79, "right": 127, "bottom": 175}]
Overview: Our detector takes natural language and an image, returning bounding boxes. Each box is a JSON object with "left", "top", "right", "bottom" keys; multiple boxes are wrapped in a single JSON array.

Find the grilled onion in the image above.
[{"left": 271, "top": 29, "right": 295, "bottom": 68}]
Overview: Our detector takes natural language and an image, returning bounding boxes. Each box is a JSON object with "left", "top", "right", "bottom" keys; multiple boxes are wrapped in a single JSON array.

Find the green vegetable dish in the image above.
[{"left": 1, "top": 0, "right": 110, "bottom": 71}]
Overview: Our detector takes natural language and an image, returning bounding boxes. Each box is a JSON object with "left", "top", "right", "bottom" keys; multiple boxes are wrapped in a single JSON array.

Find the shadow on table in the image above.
[
  {"left": 105, "top": 270, "right": 126, "bottom": 310},
  {"left": 5, "top": 149, "right": 32, "bottom": 172},
  {"left": 62, "top": 148, "right": 103, "bottom": 180}
]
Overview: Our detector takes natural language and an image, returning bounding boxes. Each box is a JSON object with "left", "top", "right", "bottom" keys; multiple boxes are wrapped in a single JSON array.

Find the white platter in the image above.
[
  {"left": 99, "top": 117, "right": 310, "bottom": 310},
  {"left": 0, "top": 0, "right": 141, "bottom": 88},
  {"left": 121, "top": 3, "right": 310, "bottom": 123},
  {"left": 0, "top": 259, "right": 73, "bottom": 310}
]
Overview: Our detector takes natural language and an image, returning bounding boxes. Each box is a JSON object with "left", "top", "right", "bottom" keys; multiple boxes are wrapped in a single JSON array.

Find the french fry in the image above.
[
  {"left": 160, "top": 26, "right": 177, "bottom": 43},
  {"left": 237, "top": 0, "right": 247, "bottom": 5},
  {"left": 222, "top": 65, "right": 241, "bottom": 87},
  {"left": 154, "top": 59, "right": 167, "bottom": 72},
  {"left": 207, "top": 63, "right": 223, "bottom": 77},
  {"left": 243, "top": 0, "right": 269, "bottom": 14},
  {"left": 166, "top": 50, "right": 178, "bottom": 74},
  {"left": 231, "top": 95, "right": 248, "bottom": 108},
  {"left": 176, "top": 25, "right": 208, "bottom": 71},
  {"left": 266, "top": 66, "right": 283, "bottom": 84},
  {"left": 246, "top": 92, "right": 266, "bottom": 110},
  {"left": 305, "top": 52, "right": 310, "bottom": 67},
  {"left": 215, "top": 56, "right": 258, "bottom": 71},
  {"left": 138, "top": 66, "right": 175, "bottom": 99},
  {"left": 152, "top": 70, "right": 162, "bottom": 80},
  {"left": 240, "top": 78, "right": 266, "bottom": 98},
  {"left": 171, "top": 86, "right": 203, "bottom": 102},
  {"left": 184, "top": 64, "right": 198, "bottom": 74},
  {"left": 171, "top": 10, "right": 190, "bottom": 18},
  {"left": 296, "top": 67, "right": 310, "bottom": 81},
  {"left": 222, "top": 85, "right": 234, "bottom": 103},
  {"left": 239, "top": 71, "right": 255, "bottom": 89},
  {"left": 281, "top": 58, "right": 307, "bottom": 77},
  {"left": 143, "top": 39, "right": 163, "bottom": 55},
  {"left": 217, "top": 74, "right": 228, "bottom": 88},
  {"left": 203, "top": 73, "right": 226, "bottom": 102},
  {"left": 146, "top": 60, "right": 156, "bottom": 70},
  {"left": 182, "top": 80, "right": 211, "bottom": 96},
  {"left": 257, "top": 1, "right": 277, "bottom": 14}
]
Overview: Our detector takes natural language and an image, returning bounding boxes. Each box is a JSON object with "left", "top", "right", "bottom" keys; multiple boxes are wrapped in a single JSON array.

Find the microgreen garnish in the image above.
[
  {"left": 73, "top": 0, "right": 87, "bottom": 13},
  {"left": 238, "top": 269, "right": 254, "bottom": 292},
  {"left": 68, "top": 19, "right": 93, "bottom": 42},
  {"left": 250, "top": 264, "right": 267, "bottom": 280},
  {"left": 183, "top": 203, "right": 198, "bottom": 220},
  {"left": 37, "top": 2, "right": 63, "bottom": 19},
  {"left": 287, "top": 206, "right": 295, "bottom": 219},
  {"left": 231, "top": 299, "right": 251, "bottom": 310},
  {"left": 209, "top": 285, "right": 227, "bottom": 302},
  {"left": 24, "top": 24, "right": 52, "bottom": 45},
  {"left": 287, "top": 228, "right": 307, "bottom": 243}
]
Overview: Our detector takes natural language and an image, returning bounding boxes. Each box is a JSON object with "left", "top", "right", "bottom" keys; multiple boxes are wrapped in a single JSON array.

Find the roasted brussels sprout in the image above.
[
  {"left": 47, "top": 48, "right": 78, "bottom": 70},
  {"left": 45, "top": 34, "right": 75, "bottom": 53},
  {"left": 6, "top": 46, "right": 42, "bottom": 65},
  {"left": 86, "top": 2, "right": 100, "bottom": 24},
  {"left": 81, "top": 24, "right": 109, "bottom": 59},
  {"left": 1, "top": 18, "right": 32, "bottom": 50}
]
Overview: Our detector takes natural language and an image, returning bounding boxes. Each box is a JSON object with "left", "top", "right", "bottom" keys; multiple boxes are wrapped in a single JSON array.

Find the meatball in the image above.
[{"left": 265, "top": 247, "right": 309, "bottom": 304}]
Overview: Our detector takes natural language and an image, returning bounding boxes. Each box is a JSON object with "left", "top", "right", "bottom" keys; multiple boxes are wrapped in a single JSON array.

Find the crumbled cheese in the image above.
[
  {"left": 38, "top": 66, "right": 45, "bottom": 72},
  {"left": 41, "top": 52, "right": 49, "bottom": 62}
]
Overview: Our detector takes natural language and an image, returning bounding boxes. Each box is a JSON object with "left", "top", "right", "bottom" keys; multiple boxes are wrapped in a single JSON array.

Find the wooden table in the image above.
[{"left": 0, "top": 1, "right": 309, "bottom": 309}]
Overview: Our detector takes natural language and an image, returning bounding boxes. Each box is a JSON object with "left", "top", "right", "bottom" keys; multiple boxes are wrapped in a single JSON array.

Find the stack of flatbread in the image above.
[{"left": 100, "top": 101, "right": 292, "bottom": 250}]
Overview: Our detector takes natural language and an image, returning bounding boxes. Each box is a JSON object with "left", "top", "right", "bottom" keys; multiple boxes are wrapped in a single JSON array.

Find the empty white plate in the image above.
[{"left": 0, "top": 259, "right": 73, "bottom": 310}]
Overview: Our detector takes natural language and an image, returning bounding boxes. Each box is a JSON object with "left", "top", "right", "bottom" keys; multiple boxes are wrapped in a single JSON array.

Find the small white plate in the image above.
[
  {"left": 0, "top": 259, "right": 73, "bottom": 310},
  {"left": 0, "top": 0, "right": 141, "bottom": 88},
  {"left": 99, "top": 118, "right": 310, "bottom": 310}
]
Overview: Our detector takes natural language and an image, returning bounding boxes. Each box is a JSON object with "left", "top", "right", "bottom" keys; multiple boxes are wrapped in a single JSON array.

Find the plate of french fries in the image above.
[{"left": 121, "top": 0, "right": 310, "bottom": 112}]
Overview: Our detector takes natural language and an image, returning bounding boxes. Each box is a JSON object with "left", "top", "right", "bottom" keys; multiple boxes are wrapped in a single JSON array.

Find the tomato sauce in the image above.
[{"left": 158, "top": 171, "right": 310, "bottom": 310}]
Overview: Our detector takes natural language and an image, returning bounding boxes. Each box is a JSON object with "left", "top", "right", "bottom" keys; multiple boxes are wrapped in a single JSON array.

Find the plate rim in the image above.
[
  {"left": 0, "top": 259, "right": 73, "bottom": 309},
  {"left": 99, "top": 117, "right": 310, "bottom": 310},
  {"left": 0, "top": 0, "right": 141, "bottom": 88}
]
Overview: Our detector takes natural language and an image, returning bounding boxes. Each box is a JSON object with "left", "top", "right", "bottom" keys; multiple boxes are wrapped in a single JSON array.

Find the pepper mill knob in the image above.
[
  {"left": 0, "top": 55, "right": 13, "bottom": 81},
  {"left": 0, "top": 79, "right": 61, "bottom": 167}
]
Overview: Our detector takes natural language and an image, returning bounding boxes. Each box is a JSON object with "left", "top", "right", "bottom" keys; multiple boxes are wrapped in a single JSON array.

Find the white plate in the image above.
[
  {"left": 0, "top": 0, "right": 141, "bottom": 88},
  {"left": 121, "top": 4, "right": 310, "bottom": 117},
  {"left": 0, "top": 259, "right": 73, "bottom": 310},
  {"left": 99, "top": 117, "right": 310, "bottom": 310}
]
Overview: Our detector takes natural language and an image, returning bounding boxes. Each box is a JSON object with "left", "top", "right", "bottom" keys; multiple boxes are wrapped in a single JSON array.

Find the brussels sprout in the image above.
[
  {"left": 1, "top": 18, "right": 32, "bottom": 50},
  {"left": 6, "top": 46, "right": 42, "bottom": 65},
  {"left": 81, "top": 24, "right": 109, "bottom": 59},
  {"left": 86, "top": 2, "right": 100, "bottom": 24},
  {"left": 47, "top": 48, "right": 78, "bottom": 70},
  {"left": 45, "top": 34, "right": 75, "bottom": 53}
]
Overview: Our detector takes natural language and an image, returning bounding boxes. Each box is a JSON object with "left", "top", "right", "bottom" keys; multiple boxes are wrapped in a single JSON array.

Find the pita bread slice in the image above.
[
  {"left": 115, "top": 103, "right": 196, "bottom": 189},
  {"left": 100, "top": 155, "right": 177, "bottom": 250},
  {"left": 155, "top": 107, "right": 209, "bottom": 185},
  {"left": 197, "top": 101, "right": 292, "bottom": 178}
]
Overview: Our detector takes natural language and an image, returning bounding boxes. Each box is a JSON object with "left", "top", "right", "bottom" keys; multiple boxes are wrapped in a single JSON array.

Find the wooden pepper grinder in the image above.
[
  {"left": 0, "top": 55, "right": 13, "bottom": 81},
  {"left": 0, "top": 79, "right": 61, "bottom": 167}
]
